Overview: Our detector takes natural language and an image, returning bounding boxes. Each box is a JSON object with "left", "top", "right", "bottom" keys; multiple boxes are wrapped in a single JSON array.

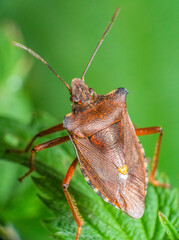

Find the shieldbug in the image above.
[{"left": 9, "top": 7, "right": 170, "bottom": 240}]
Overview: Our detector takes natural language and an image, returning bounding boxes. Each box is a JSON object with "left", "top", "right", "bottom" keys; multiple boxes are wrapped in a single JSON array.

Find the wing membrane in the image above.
[{"left": 73, "top": 132, "right": 145, "bottom": 218}]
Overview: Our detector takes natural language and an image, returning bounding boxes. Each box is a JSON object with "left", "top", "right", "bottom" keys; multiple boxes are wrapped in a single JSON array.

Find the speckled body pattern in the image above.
[{"left": 64, "top": 87, "right": 148, "bottom": 219}]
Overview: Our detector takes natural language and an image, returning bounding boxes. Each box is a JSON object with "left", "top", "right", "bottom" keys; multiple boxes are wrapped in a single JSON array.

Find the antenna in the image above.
[
  {"left": 81, "top": 7, "right": 120, "bottom": 81},
  {"left": 12, "top": 41, "right": 71, "bottom": 92}
]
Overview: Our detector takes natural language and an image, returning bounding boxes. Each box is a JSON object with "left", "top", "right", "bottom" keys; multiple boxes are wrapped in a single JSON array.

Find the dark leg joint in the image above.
[
  {"left": 62, "top": 183, "right": 69, "bottom": 190},
  {"left": 160, "top": 130, "right": 163, "bottom": 136},
  {"left": 33, "top": 146, "right": 38, "bottom": 152},
  {"left": 18, "top": 149, "right": 35, "bottom": 182},
  {"left": 158, "top": 127, "right": 163, "bottom": 135}
]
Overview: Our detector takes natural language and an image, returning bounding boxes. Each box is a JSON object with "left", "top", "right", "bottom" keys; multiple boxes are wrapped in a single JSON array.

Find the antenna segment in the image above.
[
  {"left": 81, "top": 7, "right": 120, "bottom": 81},
  {"left": 12, "top": 41, "right": 71, "bottom": 92}
]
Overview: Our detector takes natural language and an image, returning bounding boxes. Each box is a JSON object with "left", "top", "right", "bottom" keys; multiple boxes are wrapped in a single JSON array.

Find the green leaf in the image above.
[
  {"left": 158, "top": 211, "right": 179, "bottom": 240},
  {"left": 0, "top": 115, "right": 178, "bottom": 240}
]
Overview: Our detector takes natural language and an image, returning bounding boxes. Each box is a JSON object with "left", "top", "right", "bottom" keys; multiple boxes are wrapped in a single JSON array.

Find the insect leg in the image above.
[
  {"left": 7, "top": 123, "right": 65, "bottom": 154},
  {"left": 135, "top": 127, "right": 170, "bottom": 188},
  {"left": 62, "top": 157, "right": 83, "bottom": 240},
  {"left": 19, "top": 135, "right": 70, "bottom": 182}
]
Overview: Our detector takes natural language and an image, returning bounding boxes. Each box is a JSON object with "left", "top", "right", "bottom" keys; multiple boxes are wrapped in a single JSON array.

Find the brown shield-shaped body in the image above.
[{"left": 64, "top": 87, "right": 148, "bottom": 219}]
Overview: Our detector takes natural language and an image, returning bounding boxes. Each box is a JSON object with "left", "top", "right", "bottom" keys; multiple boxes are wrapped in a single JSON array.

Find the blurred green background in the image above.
[{"left": 0, "top": 0, "right": 179, "bottom": 239}]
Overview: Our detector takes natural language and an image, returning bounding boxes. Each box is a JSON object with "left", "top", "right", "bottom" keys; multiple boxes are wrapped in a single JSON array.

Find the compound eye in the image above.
[
  {"left": 89, "top": 88, "right": 94, "bottom": 97},
  {"left": 70, "top": 95, "right": 78, "bottom": 103}
]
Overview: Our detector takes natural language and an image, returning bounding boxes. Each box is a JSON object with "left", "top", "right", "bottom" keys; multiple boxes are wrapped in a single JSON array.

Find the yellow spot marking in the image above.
[
  {"left": 118, "top": 164, "right": 127, "bottom": 175},
  {"left": 66, "top": 113, "right": 72, "bottom": 117}
]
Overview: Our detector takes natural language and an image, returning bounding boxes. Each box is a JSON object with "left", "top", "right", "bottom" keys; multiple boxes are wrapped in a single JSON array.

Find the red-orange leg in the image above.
[
  {"left": 62, "top": 157, "right": 84, "bottom": 240},
  {"left": 19, "top": 135, "right": 70, "bottom": 182},
  {"left": 7, "top": 123, "right": 65, "bottom": 154},
  {"left": 135, "top": 127, "right": 170, "bottom": 188}
]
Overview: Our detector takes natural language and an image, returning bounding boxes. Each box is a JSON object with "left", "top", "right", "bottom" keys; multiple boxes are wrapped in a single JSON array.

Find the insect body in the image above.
[
  {"left": 10, "top": 7, "right": 170, "bottom": 240},
  {"left": 64, "top": 86, "right": 147, "bottom": 219}
]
